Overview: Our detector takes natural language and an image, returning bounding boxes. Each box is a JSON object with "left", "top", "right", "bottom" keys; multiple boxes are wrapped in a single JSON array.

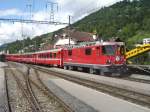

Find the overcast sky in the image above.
[{"left": 0, "top": 0, "right": 122, "bottom": 45}]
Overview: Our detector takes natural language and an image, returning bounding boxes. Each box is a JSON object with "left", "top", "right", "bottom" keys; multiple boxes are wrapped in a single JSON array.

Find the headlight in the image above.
[{"left": 116, "top": 56, "right": 120, "bottom": 61}]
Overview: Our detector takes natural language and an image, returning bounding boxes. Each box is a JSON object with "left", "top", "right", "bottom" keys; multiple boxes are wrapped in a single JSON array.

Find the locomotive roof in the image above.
[
  {"left": 35, "top": 48, "right": 62, "bottom": 54},
  {"left": 64, "top": 41, "right": 124, "bottom": 49},
  {"left": 101, "top": 42, "right": 124, "bottom": 45}
]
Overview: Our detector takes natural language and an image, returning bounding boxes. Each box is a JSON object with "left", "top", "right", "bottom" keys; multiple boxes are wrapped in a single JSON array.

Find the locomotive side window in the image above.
[
  {"left": 68, "top": 50, "right": 72, "bottom": 56},
  {"left": 85, "top": 48, "right": 91, "bottom": 55},
  {"left": 54, "top": 53, "right": 56, "bottom": 58},
  {"left": 120, "top": 46, "right": 125, "bottom": 55}
]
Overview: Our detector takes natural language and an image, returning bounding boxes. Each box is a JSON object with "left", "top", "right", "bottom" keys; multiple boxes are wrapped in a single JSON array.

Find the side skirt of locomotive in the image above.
[{"left": 63, "top": 62, "right": 130, "bottom": 77}]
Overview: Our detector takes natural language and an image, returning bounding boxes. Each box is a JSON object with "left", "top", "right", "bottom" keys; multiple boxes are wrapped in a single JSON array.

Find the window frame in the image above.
[{"left": 85, "top": 48, "right": 92, "bottom": 55}]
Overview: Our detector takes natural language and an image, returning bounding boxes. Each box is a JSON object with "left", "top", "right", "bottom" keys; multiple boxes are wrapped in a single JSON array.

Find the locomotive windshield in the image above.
[
  {"left": 102, "top": 45, "right": 125, "bottom": 55},
  {"left": 102, "top": 45, "right": 115, "bottom": 55}
]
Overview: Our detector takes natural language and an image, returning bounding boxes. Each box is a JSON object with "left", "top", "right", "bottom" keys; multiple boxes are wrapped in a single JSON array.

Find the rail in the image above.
[
  {"left": 4, "top": 68, "right": 12, "bottom": 112},
  {"left": 8, "top": 64, "right": 43, "bottom": 112},
  {"left": 128, "top": 64, "right": 150, "bottom": 75},
  {"left": 30, "top": 65, "right": 150, "bottom": 108},
  {"left": 10, "top": 62, "right": 73, "bottom": 112},
  {"left": 34, "top": 70, "right": 73, "bottom": 112}
]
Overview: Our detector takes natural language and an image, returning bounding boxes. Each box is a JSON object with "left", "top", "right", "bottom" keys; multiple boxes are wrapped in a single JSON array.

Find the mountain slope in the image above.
[{"left": 73, "top": 0, "right": 150, "bottom": 46}]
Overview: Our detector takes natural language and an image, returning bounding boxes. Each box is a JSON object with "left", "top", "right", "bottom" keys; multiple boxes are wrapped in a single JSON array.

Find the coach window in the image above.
[
  {"left": 47, "top": 54, "right": 49, "bottom": 58},
  {"left": 50, "top": 53, "right": 52, "bottom": 58},
  {"left": 43, "top": 54, "right": 45, "bottom": 58},
  {"left": 44, "top": 54, "right": 47, "bottom": 58},
  {"left": 45, "top": 54, "right": 47, "bottom": 58},
  {"left": 54, "top": 53, "right": 56, "bottom": 58},
  {"left": 68, "top": 50, "right": 72, "bottom": 56},
  {"left": 85, "top": 48, "right": 92, "bottom": 55}
]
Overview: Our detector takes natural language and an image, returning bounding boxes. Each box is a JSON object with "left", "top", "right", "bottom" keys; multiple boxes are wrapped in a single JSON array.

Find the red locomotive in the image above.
[{"left": 6, "top": 41, "right": 129, "bottom": 76}]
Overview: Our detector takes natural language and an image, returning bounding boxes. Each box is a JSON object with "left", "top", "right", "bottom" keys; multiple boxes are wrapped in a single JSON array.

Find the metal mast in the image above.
[{"left": 46, "top": 1, "right": 58, "bottom": 22}]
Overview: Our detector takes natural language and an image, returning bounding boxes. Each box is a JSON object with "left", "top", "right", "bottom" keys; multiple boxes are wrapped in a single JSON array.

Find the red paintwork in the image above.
[
  {"left": 63, "top": 44, "right": 125, "bottom": 66},
  {"left": 6, "top": 42, "right": 126, "bottom": 68}
]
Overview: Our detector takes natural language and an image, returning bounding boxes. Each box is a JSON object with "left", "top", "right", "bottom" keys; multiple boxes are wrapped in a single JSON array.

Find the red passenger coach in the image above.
[
  {"left": 63, "top": 42, "right": 128, "bottom": 76},
  {"left": 35, "top": 49, "right": 63, "bottom": 67}
]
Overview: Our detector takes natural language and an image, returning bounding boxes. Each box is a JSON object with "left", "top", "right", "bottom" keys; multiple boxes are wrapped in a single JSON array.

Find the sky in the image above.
[{"left": 0, "top": 0, "right": 122, "bottom": 45}]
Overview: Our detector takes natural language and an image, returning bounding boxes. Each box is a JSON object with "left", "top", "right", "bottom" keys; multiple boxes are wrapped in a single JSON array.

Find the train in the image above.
[
  {"left": 0, "top": 54, "right": 6, "bottom": 62},
  {"left": 5, "top": 41, "right": 130, "bottom": 76}
]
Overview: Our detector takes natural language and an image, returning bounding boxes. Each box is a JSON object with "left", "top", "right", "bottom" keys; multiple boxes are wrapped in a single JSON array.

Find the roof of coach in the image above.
[
  {"left": 6, "top": 48, "right": 62, "bottom": 56},
  {"left": 35, "top": 48, "right": 62, "bottom": 54}
]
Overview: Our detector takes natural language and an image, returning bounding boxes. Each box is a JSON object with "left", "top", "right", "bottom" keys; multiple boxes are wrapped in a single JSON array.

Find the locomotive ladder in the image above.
[{"left": 125, "top": 44, "right": 150, "bottom": 59}]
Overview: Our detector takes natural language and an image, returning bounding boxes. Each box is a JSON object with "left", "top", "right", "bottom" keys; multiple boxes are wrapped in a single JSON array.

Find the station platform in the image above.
[
  {"left": 48, "top": 68, "right": 150, "bottom": 96},
  {"left": 0, "top": 62, "right": 7, "bottom": 112},
  {"left": 42, "top": 77, "right": 150, "bottom": 112}
]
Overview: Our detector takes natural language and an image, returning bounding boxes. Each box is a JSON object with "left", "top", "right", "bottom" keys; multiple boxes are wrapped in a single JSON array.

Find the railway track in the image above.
[
  {"left": 29, "top": 65, "right": 150, "bottom": 108},
  {"left": 121, "top": 77, "right": 150, "bottom": 84},
  {"left": 128, "top": 65, "right": 150, "bottom": 75},
  {"left": 8, "top": 65, "right": 43, "bottom": 112},
  {"left": 31, "top": 70, "right": 73, "bottom": 112},
  {"left": 9, "top": 63, "right": 73, "bottom": 112},
  {"left": 4, "top": 68, "right": 12, "bottom": 112}
]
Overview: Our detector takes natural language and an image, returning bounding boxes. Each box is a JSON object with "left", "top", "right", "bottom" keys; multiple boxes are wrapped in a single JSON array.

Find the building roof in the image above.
[
  {"left": 69, "top": 30, "right": 94, "bottom": 42},
  {"left": 55, "top": 30, "right": 94, "bottom": 42},
  {"left": 55, "top": 38, "right": 76, "bottom": 46}
]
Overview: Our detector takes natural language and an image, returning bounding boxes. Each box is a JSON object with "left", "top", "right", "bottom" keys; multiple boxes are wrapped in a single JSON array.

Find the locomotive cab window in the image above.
[{"left": 85, "top": 48, "right": 92, "bottom": 55}]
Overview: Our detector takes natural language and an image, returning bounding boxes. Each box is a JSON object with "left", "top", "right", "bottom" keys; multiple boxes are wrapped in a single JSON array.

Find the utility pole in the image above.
[
  {"left": 21, "top": 21, "right": 25, "bottom": 53},
  {"left": 26, "top": 0, "right": 34, "bottom": 20},
  {"left": 68, "top": 15, "right": 71, "bottom": 45},
  {"left": 34, "top": 41, "right": 36, "bottom": 52},
  {"left": 46, "top": 1, "right": 58, "bottom": 22}
]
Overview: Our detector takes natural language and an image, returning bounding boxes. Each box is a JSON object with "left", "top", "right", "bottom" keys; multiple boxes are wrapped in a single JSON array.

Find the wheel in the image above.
[
  {"left": 64, "top": 66, "right": 68, "bottom": 70},
  {"left": 95, "top": 69, "right": 100, "bottom": 75},
  {"left": 68, "top": 66, "right": 73, "bottom": 70},
  {"left": 77, "top": 67, "right": 83, "bottom": 71},
  {"left": 89, "top": 68, "right": 94, "bottom": 74},
  {"left": 100, "top": 71, "right": 104, "bottom": 75},
  {"left": 73, "top": 66, "right": 77, "bottom": 71}
]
